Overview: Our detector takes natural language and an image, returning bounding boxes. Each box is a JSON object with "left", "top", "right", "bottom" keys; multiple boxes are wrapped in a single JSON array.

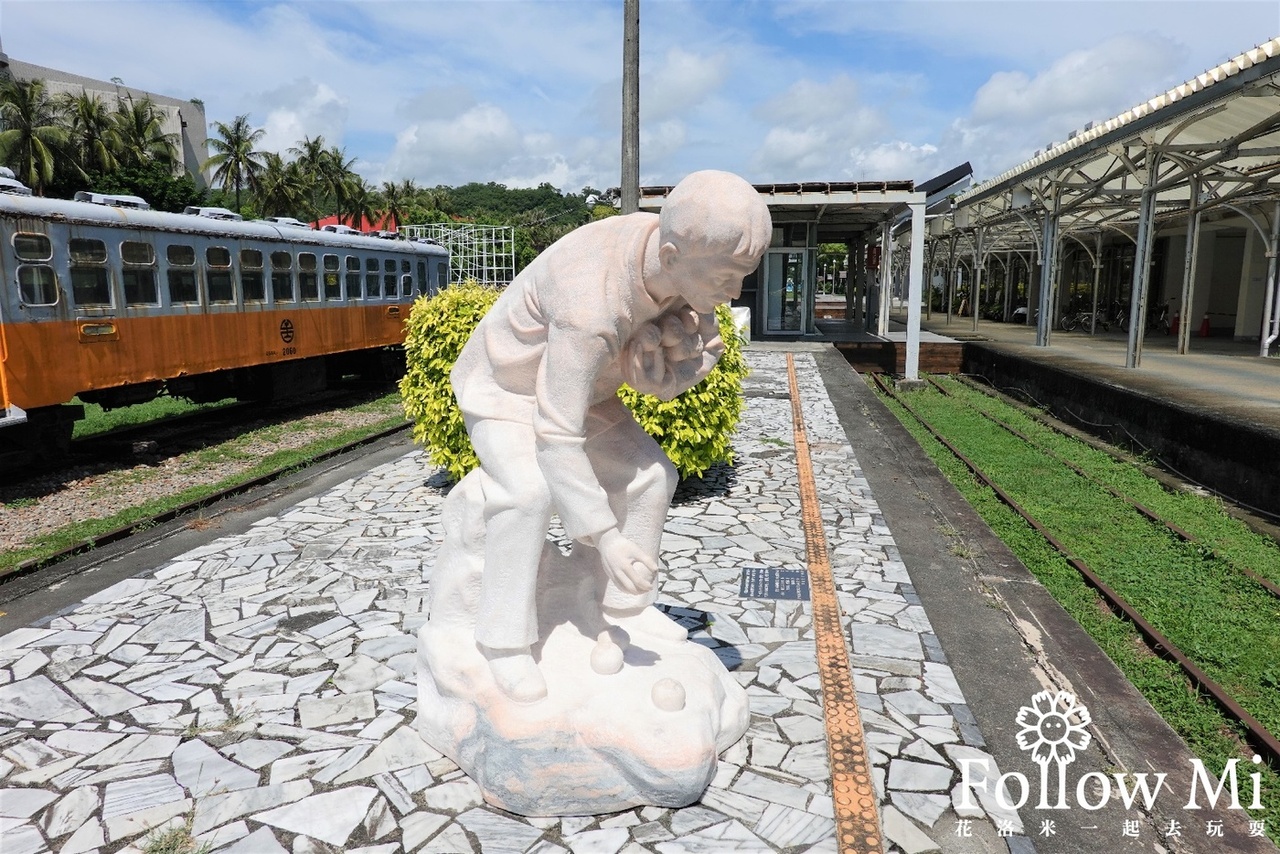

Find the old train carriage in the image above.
[{"left": 0, "top": 176, "right": 449, "bottom": 458}]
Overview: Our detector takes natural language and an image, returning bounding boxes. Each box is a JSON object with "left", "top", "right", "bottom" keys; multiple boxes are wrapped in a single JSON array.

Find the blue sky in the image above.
[{"left": 4, "top": 1, "right": 1279, "bottom": 192}]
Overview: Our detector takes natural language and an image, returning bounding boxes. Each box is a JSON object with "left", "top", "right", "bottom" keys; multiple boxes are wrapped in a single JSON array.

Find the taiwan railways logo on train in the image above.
[{"left": 279, "top": 319, "right": 295, "bottom": 344}]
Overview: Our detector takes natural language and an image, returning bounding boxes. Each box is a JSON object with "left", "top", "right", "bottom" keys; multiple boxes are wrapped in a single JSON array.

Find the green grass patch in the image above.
[
  {"left": 874, "top": 379, "right": 1279, "bottom": 841},
  {"left": 943, "top": 375, "right": 1280, "bottom": 588},
  {"left": 73, "top": 395, "right": 237, "bottom": 440}
]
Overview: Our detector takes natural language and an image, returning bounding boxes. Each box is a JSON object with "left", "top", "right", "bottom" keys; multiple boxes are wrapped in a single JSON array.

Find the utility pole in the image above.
[{"left": 621, "top": 0, "right": 639, "bottom": 214}]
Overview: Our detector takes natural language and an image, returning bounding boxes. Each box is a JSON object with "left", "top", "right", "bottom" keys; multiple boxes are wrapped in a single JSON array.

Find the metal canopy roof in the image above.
[
  {"left": 640, "top": 180, "right": 921, "bottom": 243},
  {"left": 939, "top": 37, "right": 1280, "bottom": 251}
]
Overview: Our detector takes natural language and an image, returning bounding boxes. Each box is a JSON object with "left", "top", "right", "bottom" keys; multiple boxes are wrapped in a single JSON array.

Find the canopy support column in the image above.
[
  {"left": 1035, "top": 202, "right": 1059, "bottom": 347},
  {"left": 877, "top": 218, "right": 892, "bottom": 337},
  {"left": 1177, "top": 180, "right": 1203, "bottom": 355},
  {"left": 1260, "top": 202, "right": 1280, "bottom": 356},
  {"left": 905, "top": 201, "right": 925, "bottom": 381},
  {"left": 1126, "top": 155, "right": 1159, "bottom": 368}
]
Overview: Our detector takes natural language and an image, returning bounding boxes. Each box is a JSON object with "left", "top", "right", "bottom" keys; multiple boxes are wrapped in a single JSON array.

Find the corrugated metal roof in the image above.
[{"left": 958, "top": 36, "right": 1280, "bottom": 205}]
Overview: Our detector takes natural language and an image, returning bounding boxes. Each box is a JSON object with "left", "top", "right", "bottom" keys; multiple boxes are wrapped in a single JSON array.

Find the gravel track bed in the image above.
[{"left": 0, "top": 403, "right": 403, "bottom": 553}]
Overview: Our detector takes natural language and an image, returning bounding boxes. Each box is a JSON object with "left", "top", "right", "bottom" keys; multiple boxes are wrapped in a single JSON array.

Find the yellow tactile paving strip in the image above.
[{"left": 786, "top": 354, "right": 884, "bottom": 854}]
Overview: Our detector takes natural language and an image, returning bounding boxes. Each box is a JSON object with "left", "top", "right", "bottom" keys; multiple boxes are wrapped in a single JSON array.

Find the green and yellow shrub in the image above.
[
  {"left": 399, "top": 280, "right": 501, "bottom": 480},
  {"left": 400, "top": 287, "right": 747, "bottom": 481}
]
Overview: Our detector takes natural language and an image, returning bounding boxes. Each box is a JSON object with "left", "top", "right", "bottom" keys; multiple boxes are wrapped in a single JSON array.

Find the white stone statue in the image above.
[{"left": 417, "top": 170, "right": 771, "bottom": 816}]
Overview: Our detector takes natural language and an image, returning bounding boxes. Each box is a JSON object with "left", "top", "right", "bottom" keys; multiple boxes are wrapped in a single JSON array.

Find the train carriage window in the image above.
[
  {"left": 271, "top": 251, "right": 295, "bottom": 302},
  {"left": 401, "top": 259, "right": 411, "bottom": 273},
  {"left": 69, "top": 237, "right": 111, "bottom": 307},
  {"left": 14, "top": 233, "right": 51, "bottom": 261},
  {"left": 345, "top": 256, "right": 360, "bottom": 300},
  {"left": 417, "top": 261, "right": 427, "bottom": 296},
  {"left": 383, "top": 258, "right": 397, "bottom": 297},
  {"left": 323, "top": 254, "right": 341, "bottom": 300},
  {"left": 401, "top": 274, "right": 412, "bottom": 298},
  {"left": 240, "top": 248, "right": 265, "bottom": 302},
  {"left": 436, "top": 261, "right": 448, "bottom": 290},
  {"left": 166, "top": 244, "right": 199, "bottom": 304},
  {"left": 121, "top": 240, "right": 158, "bottom": 305},
  {"left": 206, "top": 246, "right": 235, "bottom": 304},
  {"left": 298, "top": 252, "right": 319, "bottom": 301},
  {"left": 365, "top": 257, "right": 381, "bottom": 298},
  {"left": 17, "top": 265, "right": 58, "bottom": 305}
]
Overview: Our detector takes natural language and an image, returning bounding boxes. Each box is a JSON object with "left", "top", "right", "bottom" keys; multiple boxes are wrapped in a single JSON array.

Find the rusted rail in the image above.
[
  {"left": 871, "top": 372, "right": 1280, "bottom": 768},
  {"left": 925, "top": 376, "right": 1280, "bottom": 600},
  {"left": 1, "top": 421, "right": 411, "bottom": 584}
]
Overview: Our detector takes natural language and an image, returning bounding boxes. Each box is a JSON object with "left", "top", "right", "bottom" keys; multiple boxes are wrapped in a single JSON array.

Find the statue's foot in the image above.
[
  {"left": 480, "top": 645, "right": 547, "bottom": 704},
  {"left": 604, "top": 605, "right": 688, "bottom": 644}
]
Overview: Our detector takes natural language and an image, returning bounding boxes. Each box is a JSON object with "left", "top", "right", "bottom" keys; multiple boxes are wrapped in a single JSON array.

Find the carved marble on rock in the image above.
[{"left": 416, "top": 170, "right": 772, "bottom": 816}]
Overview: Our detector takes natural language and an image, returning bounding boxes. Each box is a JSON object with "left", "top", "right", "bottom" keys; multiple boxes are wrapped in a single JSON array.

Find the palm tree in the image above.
[
  {"left": 205, "top": 114, "right": 265, "bottom": 212},
  {"left": 380, "top": 179, "right": 411, "bottom": 231},
  {"left": 62, "top": 89, "right": 118, "bottom": 177},
  {"left": 320, "top": 144, "right": 358, "bottom": 221},
  {"left": 288, "top": 134, "right": 328, "bottom": 215},
  {"left": 342, "top": 176, "right": 378, "bottom": 230},
  {"left": 112, "top": 95, "right": 178, "bottom": 168},
  {"left": 254, "top": 151, "right": 310, "bottom": 219},
  {"left": 0, "top": 78, "right": 71, "bottom": 195},
  {"left": 420, "top": 186, "right": 453, "bottom": 216}
]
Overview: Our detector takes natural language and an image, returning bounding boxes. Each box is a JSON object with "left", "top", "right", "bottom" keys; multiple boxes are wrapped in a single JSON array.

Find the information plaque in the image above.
[{"left": 738, "top": 566, "right": 811, "bottom": 601}]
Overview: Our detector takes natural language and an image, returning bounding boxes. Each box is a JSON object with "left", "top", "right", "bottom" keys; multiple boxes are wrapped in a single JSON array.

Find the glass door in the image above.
[{"left": 764, "top": 249, "right": 806, "bottom": 334}]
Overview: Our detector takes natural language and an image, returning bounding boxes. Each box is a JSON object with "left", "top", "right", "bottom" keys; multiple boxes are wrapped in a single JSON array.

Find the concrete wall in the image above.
[
  {"left": 5, "top": 57, "right": 208, "bottom": 189},
  {"left": 964, "top": 343, "right": 1280, "bottom": 514}
]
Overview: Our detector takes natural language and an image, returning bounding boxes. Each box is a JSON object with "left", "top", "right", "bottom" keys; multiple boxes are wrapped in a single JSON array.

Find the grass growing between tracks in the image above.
[
  {"left": 945, "top": 375, "right": 1280, "bottom": 590},
  {"left": 873, "top": 381, "right": 1280, "bottom": 841},
  {"left": 72, "top": 395, "right": 237, "bottom": 439},
  {"left": 0, "top": 394, "right": 408, "bottom": 577}
]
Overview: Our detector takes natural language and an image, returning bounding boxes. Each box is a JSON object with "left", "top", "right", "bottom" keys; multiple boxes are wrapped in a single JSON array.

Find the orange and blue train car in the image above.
[{"left": 0, "top": 175, "right": 449, "bottom": 461}]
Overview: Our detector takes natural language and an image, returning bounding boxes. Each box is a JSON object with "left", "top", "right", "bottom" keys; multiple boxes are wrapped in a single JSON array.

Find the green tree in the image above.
[
  {"left": 0, "top": 77, "right": 70, "bottom": 195},
  {"left": 62, "top": 89, "right": 119, "bottom": 177},
  {"left": 112, "top": 95, "right": 178, "bottom": 168},
  {"left": 89, "top": 160, "right": 204, "bottom": 212},
  {"left": 254, "top": 151, "right": 310, "bottom": 219},
  {"left": 379, "top": 179, "right": 412, "bottom": 230},
  {"left": 342, "top": 175, "right": 378, "bottom": 230},
  {"left": 204, "top": 114, "right": 265, "bottom": 213}
]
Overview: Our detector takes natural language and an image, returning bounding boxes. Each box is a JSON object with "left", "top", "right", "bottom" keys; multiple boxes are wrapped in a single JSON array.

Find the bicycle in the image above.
[{"left": 1059, "top": 306, "right": 1110, "bottom": 332}]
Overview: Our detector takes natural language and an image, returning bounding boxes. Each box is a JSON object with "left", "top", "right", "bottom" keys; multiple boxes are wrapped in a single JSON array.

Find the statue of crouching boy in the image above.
[{"left": 447, "top": 170, "right": 771, "bottom": 702}]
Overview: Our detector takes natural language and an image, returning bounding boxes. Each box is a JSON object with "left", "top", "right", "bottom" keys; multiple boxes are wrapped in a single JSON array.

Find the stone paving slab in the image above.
[{"left": 0, "top": 351, "right": 1025, "bottom": 853}]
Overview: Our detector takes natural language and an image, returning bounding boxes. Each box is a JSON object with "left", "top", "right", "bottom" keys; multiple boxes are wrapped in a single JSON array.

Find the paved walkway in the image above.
[{"left": 0, "top": 349, "right": 1273, "bottom": 853}]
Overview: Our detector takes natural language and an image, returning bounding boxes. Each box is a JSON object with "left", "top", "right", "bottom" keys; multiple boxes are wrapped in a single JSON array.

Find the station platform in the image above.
[
  {"left": 0, "top": 347, "right": 1274, "bottom": 853},
  {"left": 909, "top": 312, "right": 1280, "bottom": 429}
]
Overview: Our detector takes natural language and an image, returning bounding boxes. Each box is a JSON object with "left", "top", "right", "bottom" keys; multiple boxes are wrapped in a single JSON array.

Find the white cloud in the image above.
[
  {"left": 848, "top": 142, "right": 945, "bottom": 182},
  {"left": 257, "top": 79, "right": 349, "bottom": 154},
  {"left": 645, "top": 48, "right": 730, "bottom": 121},
  {"left": 950, "top": 34, "right": 1186, "bottom": 178},
  {"left": 750, "top": 75, "right": 889, "bottom": 180},
  {"left": 387, "top": 103, "right": 525, "bottom": 186}
]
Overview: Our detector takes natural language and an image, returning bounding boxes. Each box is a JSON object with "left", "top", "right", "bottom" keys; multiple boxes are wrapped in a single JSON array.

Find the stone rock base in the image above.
[{"left": 416, "top": 473, "right": 749, "bottom": 816}]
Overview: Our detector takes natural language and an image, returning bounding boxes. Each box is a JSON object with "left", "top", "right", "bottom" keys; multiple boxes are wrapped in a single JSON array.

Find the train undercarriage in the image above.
[{"left": 0, "top": 347, "right": 406, "bottom": 470}]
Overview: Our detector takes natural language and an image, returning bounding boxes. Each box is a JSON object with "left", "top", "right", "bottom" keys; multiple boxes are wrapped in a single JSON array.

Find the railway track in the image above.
[
  {"left": 869, "top": 371, "right": 1280, "bottom": 769},
  {"left": 922, "top": 376, "right": 1280, "bottom": 601},
  {"left": 0, "top": 418, "right": 411, "bottom": 584}
]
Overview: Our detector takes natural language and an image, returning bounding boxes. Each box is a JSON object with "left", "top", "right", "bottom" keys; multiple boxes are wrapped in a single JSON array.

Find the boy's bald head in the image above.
[{"left": 659, "top": 171, "right": 772, "bottom": 262}]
